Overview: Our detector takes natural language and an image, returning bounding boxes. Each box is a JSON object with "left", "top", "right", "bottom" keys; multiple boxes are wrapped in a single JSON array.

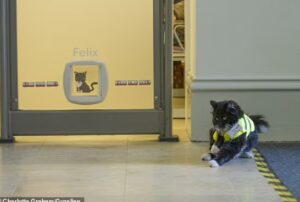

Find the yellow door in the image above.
[{"left": 17, "top": 0, "right": 154, "bottom": 110}]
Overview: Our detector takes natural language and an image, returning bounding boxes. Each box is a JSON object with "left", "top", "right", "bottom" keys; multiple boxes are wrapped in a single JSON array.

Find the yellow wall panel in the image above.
[{"left": 17, "top": 0, "right": 154, "bottom": 110}]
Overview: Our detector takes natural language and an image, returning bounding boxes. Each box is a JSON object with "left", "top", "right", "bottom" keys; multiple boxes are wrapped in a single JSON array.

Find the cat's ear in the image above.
[
  {"left": 210, "top": 100, "right": 218, "bottom": 109},
  {"left": 84, "top": 71, "right": 87, "bottom": 75},
  {"left": 74, "top": 71, "right": 78, "bottom": 74},
  {"left": 226, "top": 102, "right": 238, "bottom": 115}
]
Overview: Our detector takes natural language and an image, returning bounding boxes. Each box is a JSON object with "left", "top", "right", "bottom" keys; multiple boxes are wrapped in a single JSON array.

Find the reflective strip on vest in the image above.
[
  {"left": 213, "top": 114, "right": 255, "bottom": 142},
  {"left": 233, "top": 114, "right": 255, "bottom": 139}
]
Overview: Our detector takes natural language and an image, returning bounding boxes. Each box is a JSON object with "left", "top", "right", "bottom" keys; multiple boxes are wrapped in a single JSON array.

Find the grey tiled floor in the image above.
[{"left": 0, "top": 120, "right": 281, "bottom": 202}]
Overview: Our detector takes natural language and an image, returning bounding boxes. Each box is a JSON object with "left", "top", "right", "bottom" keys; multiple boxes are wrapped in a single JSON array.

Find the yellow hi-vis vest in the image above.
[{"left": 213, "top": 114, "right": 255, "bottom": 142}]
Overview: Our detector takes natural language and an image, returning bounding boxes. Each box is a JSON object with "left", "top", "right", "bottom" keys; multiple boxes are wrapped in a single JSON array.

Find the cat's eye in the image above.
[
  {"left": 215, "top": 117, "right": 219, "bottom": 121},
  {"left": 223, "top": 117, "right": 227, "bottom": 120}
]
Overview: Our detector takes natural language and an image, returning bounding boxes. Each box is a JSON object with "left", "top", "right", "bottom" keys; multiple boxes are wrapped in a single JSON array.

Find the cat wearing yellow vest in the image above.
[{"left": 201, "top": 100, "right": 269, "bottom": 168}]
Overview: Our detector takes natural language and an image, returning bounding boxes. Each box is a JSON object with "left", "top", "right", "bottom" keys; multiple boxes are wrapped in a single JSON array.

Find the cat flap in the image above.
[{"left": 64, "top": 61, "right": 108, "bottom": 105}]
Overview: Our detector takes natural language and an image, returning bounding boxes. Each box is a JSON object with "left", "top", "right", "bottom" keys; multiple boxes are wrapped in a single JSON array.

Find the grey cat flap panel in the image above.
[{"left": 64, "top": 61, "right": 108, "bottom": 105}]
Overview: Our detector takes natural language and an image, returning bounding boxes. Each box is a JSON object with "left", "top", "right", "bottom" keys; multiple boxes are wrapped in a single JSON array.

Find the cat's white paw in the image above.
[
  {"left": 201, "top": 153, "right": 212, "bottom": 161},
  {"left": 210, "top": 144, "right": 220, "bottom": 154},
  {"left": 208, "top": 160, "right": 219, "bottom": 168}
]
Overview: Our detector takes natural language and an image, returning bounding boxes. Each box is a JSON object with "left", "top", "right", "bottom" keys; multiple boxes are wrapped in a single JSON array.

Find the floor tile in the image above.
[
  {"left": 125, "top": 194, "right": 240, "bottom": 202},
  {"left": 0, "top": 120, "right": 281, "bottom": 202}
]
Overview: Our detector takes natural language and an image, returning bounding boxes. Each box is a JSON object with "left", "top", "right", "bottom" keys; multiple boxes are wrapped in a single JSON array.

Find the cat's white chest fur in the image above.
[{"left": 76, "top": 81, "right": 83, "bottom": 87}]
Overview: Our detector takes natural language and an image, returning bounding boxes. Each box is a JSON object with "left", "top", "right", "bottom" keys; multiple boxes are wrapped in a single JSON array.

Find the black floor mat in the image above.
[{"left": 257, "top": 143, "right": 300, "bottom": 201}]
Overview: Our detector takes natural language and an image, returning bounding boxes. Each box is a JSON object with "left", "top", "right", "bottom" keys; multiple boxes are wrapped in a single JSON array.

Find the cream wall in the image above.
[
  {"left": 185, "top": 0, "right": 300, "bottom": 141},
  {"left": 17, "top": 0, "right": 154, "bottom": 110}
]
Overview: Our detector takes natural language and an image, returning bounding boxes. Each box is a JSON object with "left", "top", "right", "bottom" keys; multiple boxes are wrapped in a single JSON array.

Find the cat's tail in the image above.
[
  {"left": 249, "top": 115, "right": 269, "bottom": 134},
  {"left": 90, "top": 82, "right": 98, "bottom": 92}
]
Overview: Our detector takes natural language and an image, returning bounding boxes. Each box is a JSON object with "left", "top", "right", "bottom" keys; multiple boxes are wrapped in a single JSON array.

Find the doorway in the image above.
[
  {"left": 172, "top": 0, "right": 185, "bottom": 119},
  {"left": 0, "top": 0, "right": 179, "bottom": 142}
]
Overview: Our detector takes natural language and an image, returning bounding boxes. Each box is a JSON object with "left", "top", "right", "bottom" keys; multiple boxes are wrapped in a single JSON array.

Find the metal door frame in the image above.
[{"left": 0, "top": 0, "right": 178, "bottom": 142}]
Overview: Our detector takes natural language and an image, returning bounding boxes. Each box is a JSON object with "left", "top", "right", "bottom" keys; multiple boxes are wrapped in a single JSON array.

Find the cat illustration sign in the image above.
[
  {"left": 74, "top": 71, "right": 98, "bottom": 94},
  {"left": 64, "top": 61, "right": 108, "bottom": 105},
  {"left": 72, "top": 65, "right": 100, "bottom": 97}
]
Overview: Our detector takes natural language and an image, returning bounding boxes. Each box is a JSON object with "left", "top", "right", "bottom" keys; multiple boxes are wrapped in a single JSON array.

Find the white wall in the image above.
[
  {"left": 194, "top": 0, "right": 300, "bottom": 79},
  {"left": 185, "top": 0, "right": 300, "bottom": 141}
]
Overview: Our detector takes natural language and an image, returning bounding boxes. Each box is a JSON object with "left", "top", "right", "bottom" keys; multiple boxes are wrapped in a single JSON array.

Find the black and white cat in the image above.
[
  {"left": 74, "top": 71, "right": 98, "bottom": 93},
  {"left": 201, "top": 100, "right": 269, "bottom": 167}
]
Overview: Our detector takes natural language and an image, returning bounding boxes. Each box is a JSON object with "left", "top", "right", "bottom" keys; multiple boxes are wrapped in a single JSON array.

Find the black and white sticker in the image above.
[
  {"left": 115, "top": 80, "right": 151, "bottom": 86},
  {"left": 23, "top": 81, "right": 59, "bottom": 88}
]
